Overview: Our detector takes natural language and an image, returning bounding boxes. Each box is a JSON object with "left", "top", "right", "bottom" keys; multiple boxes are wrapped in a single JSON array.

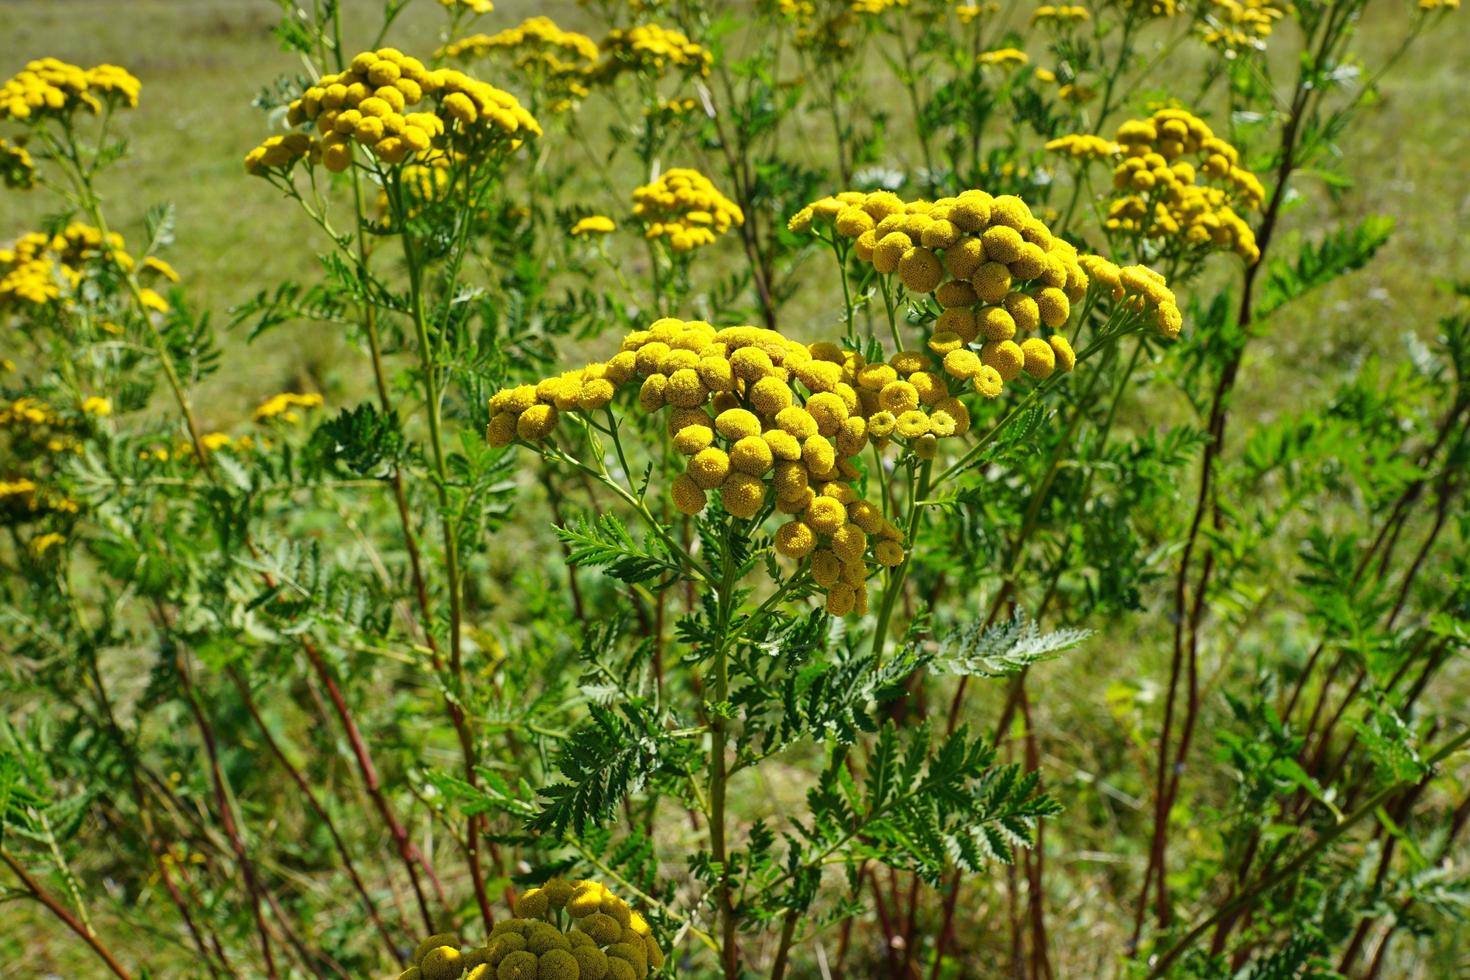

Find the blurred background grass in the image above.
[{"left": 2, "top": 1, "right": 1467, "bottom": 975}]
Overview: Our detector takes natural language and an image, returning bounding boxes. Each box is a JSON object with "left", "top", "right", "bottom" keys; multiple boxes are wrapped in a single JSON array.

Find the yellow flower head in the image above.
[
  {"left": 253, "top": 391, "right": 324, "bottom": 424},
  {"left": 409, "top": 879, "right": 663, "bottom": 980},
  {"left": 1, "top": 224, "right": 133, "bottom": 310},
  {"left": 440, "top": 18, "right": 599, "bottom": 112},
  {"left": 488, "top": 317, "right": 922, "bottom": 614},
  {"left": 0, "top": 59, "right": 140, "bottom": 123},
  {"left": 1048, "top": 107, "right": 1267, "bottom": 263},
  {"left": 1199, "top": 0, "right": 1290, "bottom": 51},
  {"left": 247, "top": 49, "right": 540, "bottom": 176},
  {"left": 632, "top": 168, "right": 744, "bottom": 252},
  {"left": 595, "top": 24, "right": 713, "bottom": 81},
  {"left": 570, "top": 215, "right": 617, "bottom": 237}
]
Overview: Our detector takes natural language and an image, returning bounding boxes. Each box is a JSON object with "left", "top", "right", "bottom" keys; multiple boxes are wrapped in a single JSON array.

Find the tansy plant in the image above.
[{"left": 1, "top": 1, "right": 1467, "bottom": 979}]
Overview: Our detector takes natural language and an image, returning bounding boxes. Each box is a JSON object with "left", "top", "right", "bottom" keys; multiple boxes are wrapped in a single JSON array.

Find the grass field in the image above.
[{"left": 3, "top": 1, "right": 1467, "bottom": 976}]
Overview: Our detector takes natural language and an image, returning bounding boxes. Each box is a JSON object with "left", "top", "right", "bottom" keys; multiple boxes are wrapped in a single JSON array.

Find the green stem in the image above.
[
  {"left": 710, "top": 526, "right": 741, "bottom": 979},
  {"left": 870, "top": 458, "right": 932, "bottom": 663}
]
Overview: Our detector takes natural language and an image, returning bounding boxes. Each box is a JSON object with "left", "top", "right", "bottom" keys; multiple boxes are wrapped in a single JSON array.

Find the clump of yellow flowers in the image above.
[
  {"left": 978, "top": 48, "right": 1030, "bottom": 69},
  {"left": 1199, "top": 0, "right": 1289, "bottom": 52},
  {"left": 244, "top": 48, "right": 540, "bottom": 175},
  {"left": 1, "top": 225, "right": 173, "bottom": 311},
  {"left": 570, "top": 215, "right": 617, "bottom": 237},
  {"left": 631, "top": 169, "right": 744, "bottom": 253},
  {"left": 253, "top": 391, "right": 324, "bottom": 424},
  {"left": 488, "top": 317, "right": 919, "bottom": 616},
  {"left": 594, "top": 24, "right": 713, "bottom": 81},
  {"left": 1048, "top": 107, "right": 1265, "bottom": 263},
  {"left": 1032, "top": 4, "right": 1091, "bottom": 25},
  {"left": 399, "top": 878, "right": 663, "bottom": 980},
  {"left": 0, "top": 58, "right": 140, "bottom": 122},
  {"left": 437, "top": 0, "right": 495, "bottom": 13},
  {"left": 440, "top": 18, "right": 599, "bottom": 113},
  {"left": 791, "top": 187, "right": 1182, "bottom": 384}
]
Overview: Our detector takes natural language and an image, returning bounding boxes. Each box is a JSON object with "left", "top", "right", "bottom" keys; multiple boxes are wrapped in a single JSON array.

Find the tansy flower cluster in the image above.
[
  {"left": 0, "top": 395, "right": 104, "bottom": 458},
  {"left": 1, "top": 225, "right": 172, "bottom": 311},
  {"left": 440, "top": 18, "right": 599, "bottom": 113},
  {"left": 0, "top": 59, "right": 140, "bottom": 122},
  {"left": 1049, "top": 107, "right": 1264, "bottom": 262},
  {"left": 1418, "top": 0, "right": 1459, "bottom": 9},
  {"left": 1, "top": 137, "right": 35, "bottom": 189},
  {"left": 956, "top": 2, "right": 1001, "bottom": 23},
  {"left": 1, "top": 478, "right": 79, "bottom": 522},
  {"left": 1200, "top": 0, "right": 1289, "bottom": 52},
  {"left": 400, "top": 878, "right": 663, "bottom": 980},
  {"left": 253, "top": 391, "right": 323, "bottom": 424},
  {"left": 437, "top": 0, "right": 495, "bottom": 13},
  {"left": 245, "top": 48, "right": 540, "bottom": 175},
  {"left": 790, "top": 189, "right": 1167, "bottom": 393},
  {"left": 594, "top": 25, "right": 713, "bottom": 81},
  {"left": 487, "top": 318, "right": 916, "bottom": 616},
  {"left": 1033, "top": 5, "right": 1091, "bottom": 25},
  {"left": 631, "top": 169, "right": 744, "bottom": 253},
  {"left": 570, "top": 215, "right": 617, "bottom": 237},
  {"left": 978, "top": 48, "right": 1030, "bottom": 68}
]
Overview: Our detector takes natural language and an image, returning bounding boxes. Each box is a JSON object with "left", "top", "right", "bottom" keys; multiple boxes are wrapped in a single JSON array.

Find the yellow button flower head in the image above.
[
  {"left": 486, "top": 317, "right": 922, "bottom": 614},
  {"left": 246, "top": 48, "right": 539, "bottom": 176},
  {"left": 1, "top": 224, "right": 135, "bottom": 310},
  {"left": 570, "top": 215, "right": 617, "bottom": 237},
  {"left": 1199, "top": 0, "right": 1290, "bottom": 51},
  {"left": 253, "top": 391, "right": 324, "bottom": 425},
  {"left": 978, "top": 48, "right": 1030, "bottom": 69},
  {"left": 595, "top": 24, "right": 713, "bottom": 82},
  {"left": 1033, "top": 5, "right": 1091, "bottom": 25},
  {"left": 423, "top": 879, "right": 662, "bottom": 980},
  {"left": 437, "top": 0, "right": 495, "bottom": 13},
  {"left": 632, "top": 168, "right": 744, "bottom": 253},
  {"left": 0, "top": 59, "right": 141, "bottom": 123},
  {"left": 440, "top": 17, "right": 599, "bottom": 113},
  {"left": 1053, "top": 107, "right": 1263, "bottom": 263}
]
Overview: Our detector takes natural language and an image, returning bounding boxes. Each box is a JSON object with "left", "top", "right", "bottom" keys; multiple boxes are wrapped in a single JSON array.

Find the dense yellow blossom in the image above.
[
  {"left": 0, "top": 137, "right": 35, "bottom": 189},
  {"left": 1033, "top": 5, "right": 1091, "bottom": 24},
  {"left": 595, "top": 24, "right": 713, "bottom": 80},
  {"left": 978, "top": 48, "right": 1030, "bottom": 68},
  {"left": 437, "top": 0, "right": 494, "bottom": 12},
  {"left": 570, "top": 215, "right": 617, "bottom": 236},
  {"left": 632, "top": 168, "right": 744, "bottom": 252},
  {"left": 793, "top": 188, "right": 1183, "bottom": 395},
  {"left": 29, "top": 532, "right": 65, "bottom": 556},
  {"left": 0, "top": 224, "right": 159, "bottom": 310},
  {"left": 402, "top": 879, "right": 663, "bottom": 980},
  {"left": 440, "top": 18, "right": 598, "bottom": 112},
  {"left": 245, "top": 48, "right": 539, "bottom": 175},
  {"left": 1418, "top": 0, "right": 1459, "bottom": 8},
  {"left": 0, "top": 477, "right": 78, "bottom": 520},
  {"left": 1200, "top": 0, "right": 1289, "bottom": 51},
  {"left": 253, "top": 391, "right": 323, "bottom": 424},
  {"left": 956, "top": 2, "right": 1001, "bottom": 23},
  {"left": 1050, "top": 107, "right": 1264, "bottom": 262},
  {"left": 0, "top": 58, "right": 140, "bottom": 122},
  {"left": 488, "top": 318, "right": 918, "bottom": 614}
]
